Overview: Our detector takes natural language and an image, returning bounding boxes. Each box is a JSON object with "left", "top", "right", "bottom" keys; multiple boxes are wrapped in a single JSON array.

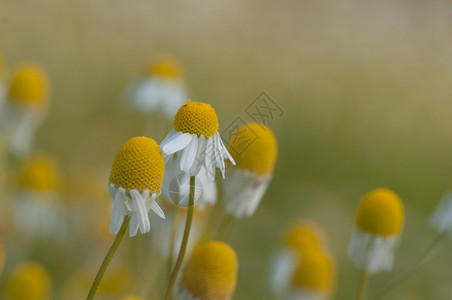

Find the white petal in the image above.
[
  {"left": 189, "top": 134, "right": 206, "bottom": 176},
  {"left": 160, "top": 129, "right": 176, "bottom": 145},
  {"left": 130, "top": 190, "right": 151, "bottom": 234},
  {"left": 180, "top": 135, "right": 198, "bottom": 172},
  {"left": 217, "top": 132, "right": 235, "bottom": 164},
  {"left": 150, "top": 200, "right": 166, "bottom": 219},
  {"left": 204, "top": 137, "right": 216, "bottom": 181},
  {"left": 160, "top": 131, "right": 192, "bottom": 155}
]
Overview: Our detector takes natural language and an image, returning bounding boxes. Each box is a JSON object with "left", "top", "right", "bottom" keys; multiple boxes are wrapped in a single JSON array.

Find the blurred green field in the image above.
[{"left": 2, "top": 0, "right": 452, "bottom": 299}]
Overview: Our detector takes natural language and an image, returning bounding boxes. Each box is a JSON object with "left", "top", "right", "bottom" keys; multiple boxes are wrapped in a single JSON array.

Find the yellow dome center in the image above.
[
  {"left": 8, "top": 64, "right": 49, "bottom": 107},
  {"left": 173, "top": 101, "right": 219, "bottom": 137},
  {"left": 284, "top": 220, "right": 325, "bottom": 256},
  {"left": 20, "top": 153, "right": 61, "bottom": 193},
  {"left": 109, "top": 137, "right": 165, "bottom": 193},
  {"left": 356, "top": 188, "right": 404, "bottom": 236},
  {"left": 148, "top": 57, "right": 182, "bottom": 78},
  {"left": 228, "top": 122, "right": 277, "bottom": 176},
  {"left": 6, "top": 262, "right": 52, "bottom": 300},
  {"left": 180, "top": 241, "right": 238, "bottom": 300},
  {"left": 291, "top": 248, "right": 334, "bottom": 293}
]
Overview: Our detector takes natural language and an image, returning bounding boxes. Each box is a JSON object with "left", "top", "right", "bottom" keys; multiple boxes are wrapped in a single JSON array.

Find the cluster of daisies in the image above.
[{"left": 1, "top": 53, "right": 452, "bottom": 300}]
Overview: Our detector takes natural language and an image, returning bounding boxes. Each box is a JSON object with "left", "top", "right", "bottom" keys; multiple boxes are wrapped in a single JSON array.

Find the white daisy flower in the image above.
[
  {"left": 0, "top": 63, "right": 49, "bottom": 158},
  {"left": 222, "top": 122, "right": 277, "bottom": 218},
  {"left": 348, "top": 188, "right": 404, "bottom": 274},
  {"left": 159, "top": 100, "right": 234, "bottom": 181},
  {"left": 125, "top": 57, "right": 186, "bottom": 118},
  {"left": 429, "top": 191, "right": 452, "bottom": 235},
  {"left": 108, "top": 136, "right": 165, "bottom": 237}
]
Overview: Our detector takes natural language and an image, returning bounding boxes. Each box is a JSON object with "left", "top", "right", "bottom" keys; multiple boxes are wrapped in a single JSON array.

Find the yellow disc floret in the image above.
[
  {"left": 228, "top": 122, "right": 277, "bottom": 176},
  {"left": 173, "top": 101, "right": 219, "bottom": 137},
  {"left": 284, "top": 220, "right": 325, "bottom": 255},
  {"left": 20, "top": 153, "right": 61, "bottom": 193},
  {"left": 180, "top": 241, "right": 238, "bottom": 300},
  {"left": 356, "top": 188, "right": 404, "bottom": 236},
  {"left": 8, "top": 64, "right": 49, "bottom": 107},
  {"left": 109, "top": 137, "right": 164, "bottom": 193},
  {"left": 148, "top": 57, "right": 182, "bottom": 78},
  {"left": 291, "top": 248, "right": 334, "bottom": 293},
  {"left": 6, "top": 262, "right": 52, "bottom": 300}
]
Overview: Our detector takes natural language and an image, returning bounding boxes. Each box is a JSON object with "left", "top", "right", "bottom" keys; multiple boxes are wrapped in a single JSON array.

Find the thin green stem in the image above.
[
  {"left": 372, "top": 233, "right": 446, "bottom": 299},
  {"left": 87, "top": 215, "right": 130, "bottom": 300},
  {"left": 164, "top": 176, "right": 195, "bottom": 300},
  {"left": 357, "top": 270, "right": 369, "bottom": 300},
  {"left": 216, "top": 214, "right": 235, "bottom": 241}
]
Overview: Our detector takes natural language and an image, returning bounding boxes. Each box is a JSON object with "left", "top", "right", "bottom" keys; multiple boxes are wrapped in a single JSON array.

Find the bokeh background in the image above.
[{"left": 2, "top": 0, "right": 452, "bottom": 299}]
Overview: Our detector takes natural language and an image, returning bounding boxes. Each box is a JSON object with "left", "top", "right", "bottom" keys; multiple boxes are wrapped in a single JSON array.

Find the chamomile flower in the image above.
[
  {"left": 287, "top": 248, "right": 335, "bottom": 300},
  {"left": 348, "top": 188, "right": 404, "bottom": 274},
  {"left": 160, "top": 101, "right": 234, "bottom": 181},
  {"left": 429, "top": 191, "right": 452, "bottom": 235},
  {"left": 161, "top": 162, "right": 217, "bottom": 208},
  {"left": 223, "top": 122, "right": 277, "bottom": 218},
  {"left": 15, "top": 153, "right": 66, "bottom": 240},
  {"left": 109, "top": 136, "right": 165, "bottom": 237},
  {"left": 0, "top": 63, "right": 50, "bottom": 157},
  {"left": 270, "top": 220, "right": 332, "bottom": 299},
  {"left": 126, "top": 57, "right": 186, "bottom": 118},
  {"left": 179, "top": 241, "right": 238, "bottom": 300},
  {"left": 6, "top": 262, "right": 52, "bottom": 300}
]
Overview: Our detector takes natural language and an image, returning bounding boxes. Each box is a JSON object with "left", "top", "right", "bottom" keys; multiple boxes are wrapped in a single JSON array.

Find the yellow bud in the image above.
[
  {"left": 109, "top": 137, "right": 165, "bottom": 193},
  {"left": 356, "top": 188, "right": 404, "bottom": 236},
  {"left": 228, "top": 122, "right": 277, "bottom": 176},
  {"left": 284, "top": 220, "right": 326, "bottom": 255},
  {"left": 8, "top": 63, "right": 49, "bottom": 107},
  {"left": 6, "top": 262, "right": 52, "bottom": 300},
  {"left": 180, "top": 241, "right": 238, "bottom": 300},
  {"left": 20, "top": 153, "right": 61, "bottom": 193},
  {"left": 291, "top": 248, "right": 334, "bottom": 293},
  {"left": 173, "top": 101, "right": 219, "bottom": 137},
  {"left": 148, "top": 57, "right": 182, "bottom": 78}
]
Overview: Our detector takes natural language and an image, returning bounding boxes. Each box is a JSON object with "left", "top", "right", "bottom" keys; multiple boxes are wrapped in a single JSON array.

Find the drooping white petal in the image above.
[
  {"left": 150, "top": 200, "right": 166, "bottom": 219},
  {"left": 109, "top": 186, "right": 129, "bottom": 234},
  {"left": 180, "top": 135, "right": 198, "bottom": 172},
  {"left": 189, "top": 134, "right": 206, "bottom": 176},
  {"left": 204, "top": 137, "right": 216, "bottom": 181},
  {"left": 217, "top": 132, "right": 235, "bottom": 165},
  {"left": 160, "top": 131, "right": 192, "bottom": 155},
  {"left": 130, "top": 189, "right": 151, "bottom": 235}
]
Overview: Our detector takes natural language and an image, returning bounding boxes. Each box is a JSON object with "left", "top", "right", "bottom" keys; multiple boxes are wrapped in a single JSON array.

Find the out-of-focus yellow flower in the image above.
[
  {"left": 284, "top": 220, "right": 326, "bottom": 255},
  {"left": 8, "top": 63, "right": 49, "bottom": 108},
  {"left": 148, "top": 57, "right": 183, "bottom": 79},
  {"left": 6, "top": 262, "right": 52, "bottom": 300},
  {"left": 223, "top": 122, "right": 278, "bottom": 218},
  {"left": 349, "top": 188, "right": 404, "bottom": 273},
  {"left": 290, "top": 248, "right": 335, "bottom": 299},
  {"left": 20, "top": 153, "right": 61, "bottom": 193},
  {"left": 109, "top": 136, "right": 165, "bottom": 236},
  {"left": 179, "top": 241, "right": 238, "bottom": 300},
  {"left": 160, "top": 100, "right": 234, "bottom": 184}
]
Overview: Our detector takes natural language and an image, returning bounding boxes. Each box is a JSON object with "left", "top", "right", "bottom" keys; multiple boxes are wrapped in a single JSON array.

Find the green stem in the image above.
[
  {"left": 164, "top": 176, "right": 195, "bottom": 300},
  {"left": 372, "top": 233, "right": 446, "bottom": 299},
  {"left": 217, "top": 214, "right": 235, "bottom": 241},
  {"left": 87, "top": 215, "right": 130, "bottom": 300},
  {"left": 357, "top": 270, "right": 369, "bottom": 300}
]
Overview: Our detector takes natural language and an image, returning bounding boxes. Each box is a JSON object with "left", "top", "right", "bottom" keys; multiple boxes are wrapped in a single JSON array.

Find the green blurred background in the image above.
[{"left": 2, "top": 0, "right": 452, "bottom": 299}]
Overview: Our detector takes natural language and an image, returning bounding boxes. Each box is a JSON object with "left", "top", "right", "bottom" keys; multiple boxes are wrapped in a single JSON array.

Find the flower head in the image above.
[
  {"left": 20, "top": 153, "right": 61, "bottom": 193},
  {"left": 160, "top": 101, "right": 234, "bottom": 182},
  {"left": 349, "top": 188, "right": 404, "bottom": 273},
  {"left": 148, "top": 57, "right": 183, "bottom": 79},
  {"left": 284, "top": 220, "right": 326, "bottom": 255},
  {"left": 8, "top": 63, "right": 49, "bottom": 108},
  {"left": 179, "top": 241, "right": 238, "bottom": 300},
  {"left": 228, "top": 122, "right": 277, "bottom": 176},
  {"left": 290, "top": 248, "right": 335, "bottom": 297},
  {"left": 222, "top": 122, "right": 277, "bottom": 218},
  {"left": 109, "top": 137, "right": 165, "bottom": 236},
  {"left": 6, "top": 262, "right": 52, "bottom": 300}
]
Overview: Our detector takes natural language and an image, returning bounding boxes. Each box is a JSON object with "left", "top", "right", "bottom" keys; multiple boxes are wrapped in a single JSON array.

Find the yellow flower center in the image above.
[
  {"left": 8, "top": 64, "right": 49, "bottom": 107},
  {"left": 148, "top": 57, "right": 182, "bottom": 78},
  {"left": 173, "top": 101, "right": 219, "bottom": 137},
  {"left": 180, "top": 241, "right": 238, "bottom": 300},
  {"left": 284, "top": 220, "right": 325, "bottom": 255},
  {"left": 228, "top": 122, "right": 277, "bottom": 176},
  {"left": 356, "top": 188, "right": 404, "bottom": 236},
  {"left": 291, "top": 248, "right": 334, "bottom": 293},
  {"left": 109, "top": 137, "right": 165, "bottom": 193},
  {"left": 20, "top": 153, "right": 61, "bottom": 193},
  {"left": 6, "top": 262, "right": 52, "bottom": 300}
]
